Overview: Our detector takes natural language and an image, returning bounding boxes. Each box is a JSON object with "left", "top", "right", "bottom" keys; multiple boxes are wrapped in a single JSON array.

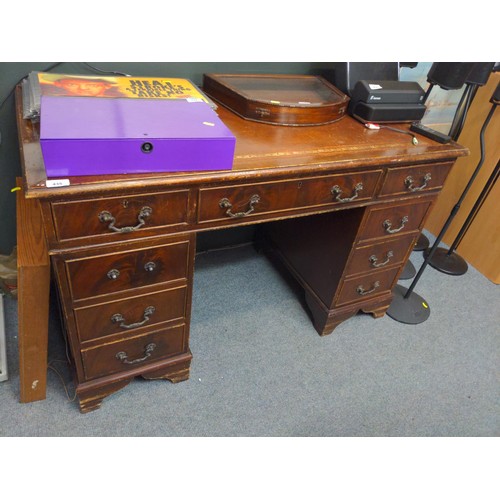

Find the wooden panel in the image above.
[
  {"left": 424, "top": 73, "right": 500, "bottom": 282},
  {"left": 15, "top": 178, "right": 50, "bottom": 403},
  {"left": 51, "top": 189, "right": 190, "bottom": 242},
  {"left": 198, "top": 170, "right": 382, "bottom": 224},
  {"left": 66, "top": 240, "right": 190, "bottom": 301},
  {"left": 454, "top": 175, "right": 500, "bottom": 283},
  {"left": 81, "top": 324, "right": 187, "bottom": 380},
  {"left": 263, "top": 208, "right": 365, "bottom": 309}
]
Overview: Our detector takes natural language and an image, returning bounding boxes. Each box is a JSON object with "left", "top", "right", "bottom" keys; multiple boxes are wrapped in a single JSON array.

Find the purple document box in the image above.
[{"left": 39, "top": 96, "right": 236, "bottom": 177}]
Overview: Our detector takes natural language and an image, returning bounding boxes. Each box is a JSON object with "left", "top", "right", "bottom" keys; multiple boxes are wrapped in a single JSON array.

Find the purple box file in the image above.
[{"left": 39, "top": 96, "right": 236, "bottom": 177}]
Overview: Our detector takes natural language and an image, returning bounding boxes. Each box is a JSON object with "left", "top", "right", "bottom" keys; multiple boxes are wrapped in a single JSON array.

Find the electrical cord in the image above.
[
  {"left": 82, "top": 62, "right": 130, "bottom": 77},
  {"left": 364, "top": 122, "right": 419, "bottom": 145},
  {"left": 48, "top": 360, "right": 77, "bottom": 402}
]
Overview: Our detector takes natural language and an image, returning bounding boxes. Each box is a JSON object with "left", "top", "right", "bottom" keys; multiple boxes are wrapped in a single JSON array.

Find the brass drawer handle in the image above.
[
  {"left": 405, "top": 173, "right": 432, "bottom": 192},
  {"left": 98, "top": 206, "right": 152, "bottom": 233},
  {"left": 219, "top": 194, "right": 260, "bottom": 218},
  {"left": 116, "top": 343, "right": 156, "bottom": 365},
  {"left": 356, "top": 281, "right": 380, "bottom": 296},
  {"left": 331, "top": 182, "right": 364, "bottom": 203},
  {"left": 383, "top": 215, "right": 409, "bottom": 234},
  {"left": 369, "top": 251, "right": 394, "bottom": 268},
  {"left": 111, "top": 305, "right": 155, "bottom": 330}
]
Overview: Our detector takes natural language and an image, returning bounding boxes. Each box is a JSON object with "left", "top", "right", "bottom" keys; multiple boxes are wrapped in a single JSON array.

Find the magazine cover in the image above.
[{"left": 37, "top": 73, "right": 214, "bottom": 105}]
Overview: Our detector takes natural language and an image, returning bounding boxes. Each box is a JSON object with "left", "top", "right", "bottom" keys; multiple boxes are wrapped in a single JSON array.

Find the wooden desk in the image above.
[{"left": 16, "top": 87, "right": 468, "bottom": 412}]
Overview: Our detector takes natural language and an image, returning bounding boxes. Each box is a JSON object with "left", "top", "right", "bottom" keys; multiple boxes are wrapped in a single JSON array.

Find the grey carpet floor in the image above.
[{"left": 1, "top": 234, "right": 498, "bottom": 436}]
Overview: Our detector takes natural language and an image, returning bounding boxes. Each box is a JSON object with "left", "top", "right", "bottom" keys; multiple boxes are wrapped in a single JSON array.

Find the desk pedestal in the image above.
[{"left": 263, "top": 199, "right": 427, "bottom": 336}]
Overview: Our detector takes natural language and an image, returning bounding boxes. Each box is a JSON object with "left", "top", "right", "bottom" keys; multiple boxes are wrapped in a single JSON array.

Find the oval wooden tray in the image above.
[{"left": 203, "top": 74, "right": 349, "bottom": 126}]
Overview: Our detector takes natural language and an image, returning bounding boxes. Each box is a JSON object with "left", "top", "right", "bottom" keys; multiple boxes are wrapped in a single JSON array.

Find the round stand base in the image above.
[
  {"left": 424, "top": 247, "right": 469, "bottom": 275},
  {"left": 399, "top": 260, "right": 416, "bottom": 280},
  {"left": 386, "top": 284, "right": 430, "bottom": 324},
  {"left": 413, "top": 233, "right": 429, "bottom": 252}
]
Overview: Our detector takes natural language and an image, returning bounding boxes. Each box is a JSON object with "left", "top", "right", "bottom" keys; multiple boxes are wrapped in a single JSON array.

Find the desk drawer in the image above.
[
  {"left": 74, "top": 286, "right": 187, "bottom": 343},
  {"left": 51, "top": 190, "right": 190, "bottom": 242},
  {"left": 81, "top": 324, "right": 187, "bottom": 380},
  {"left": 358, "top": 199, "right": 432, "bottom": 243},
  {"left": 345, "top": 233, "right": 416, "bottom": 277},
  {"left": 66, "top": 240, "right": 190, "bottom": 301},
  {"left": 379, "top": 162, "right": 453, "bottom": 198},
  {"left": 197, "top": 170, "right": 382, "bottom": 223},
  {"left": 336, "top": 267, "right": 400, "bottom": 306}
]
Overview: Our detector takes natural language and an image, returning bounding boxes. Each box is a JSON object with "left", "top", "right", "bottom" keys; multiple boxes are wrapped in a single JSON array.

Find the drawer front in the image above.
[
  {"left": 81, "top": 324, "right": 187, "bottom": 380},
  {"left": 379, "top": 162, "right": 453, "bottom": 198},
  {"left": 74, "top": 286, "right": 187, "bottom": 343},
  {"left": 336, "top": 267, "right": 400, "bottom": 306},
  {"left": 358, "top": 199, "right": 432, "bottom": 243},
  {"left": 345, "top": 233, "right": 416, "bottom": 277},
  {"left": 66, "top": 240, "right": 190, "bottom": 301},
  {"left": 51, "top": 190, "right": 190, "bottom": 242},
  {"left": 197, "top": 170, "right": 382, "bottom": 223}
]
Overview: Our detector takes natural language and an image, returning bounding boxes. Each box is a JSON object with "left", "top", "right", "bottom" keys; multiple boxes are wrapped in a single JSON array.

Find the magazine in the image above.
[{"left": 23, "top": 72, "right": 216, "bottom": 120}]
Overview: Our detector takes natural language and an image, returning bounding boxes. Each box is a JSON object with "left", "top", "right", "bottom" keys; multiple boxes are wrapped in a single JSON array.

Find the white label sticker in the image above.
[
  {"left": 46, "top": 179, "right": 70, "bottom": 188},
  {"left": 369, "top": 84, "right": 383, "bottom": 90}
]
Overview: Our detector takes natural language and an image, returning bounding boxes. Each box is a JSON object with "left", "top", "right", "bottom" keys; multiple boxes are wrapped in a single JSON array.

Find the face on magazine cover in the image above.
[{"left": 53, "top": 77, "right": 116, "bottom": 96}]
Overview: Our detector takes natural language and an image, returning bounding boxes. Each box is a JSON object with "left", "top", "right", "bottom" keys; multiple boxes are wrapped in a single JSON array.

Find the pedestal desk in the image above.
[{"left": 15, "top": 88, "right": 468, "bottom": 412}]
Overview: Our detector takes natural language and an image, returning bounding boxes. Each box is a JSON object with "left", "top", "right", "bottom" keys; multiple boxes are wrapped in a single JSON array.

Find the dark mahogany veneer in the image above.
[{"left": 16, "top": 86, "right": 468, "bottom": 412}]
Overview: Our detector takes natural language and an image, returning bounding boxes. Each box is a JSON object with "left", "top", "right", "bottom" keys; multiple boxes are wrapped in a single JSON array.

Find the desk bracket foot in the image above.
[
  {"left": 362, "top": 302, "right": 391, "bottom": 319},
  {"left": 75, "top": 352, "right": 192, "bottom": 413},
  {"left": 77, "top": 379, "right": 132, "bottom": 413},
  {"left": 305, "top": 291, "right": 357, "bottom": 336},
  {"left": 305, "top": 291, "right": 392, "bottom": 336}
]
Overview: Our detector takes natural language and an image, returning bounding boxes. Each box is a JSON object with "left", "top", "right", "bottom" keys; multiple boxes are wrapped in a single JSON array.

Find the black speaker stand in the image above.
[
  {"left": 387, "top": 284, "right": 430, "bottom": 324},
  {"left": 425, "top": 159, "right": 499, "bottom": 276},
  {"left": 387, "top": 99, "right": 497, "bottom": 324}
]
